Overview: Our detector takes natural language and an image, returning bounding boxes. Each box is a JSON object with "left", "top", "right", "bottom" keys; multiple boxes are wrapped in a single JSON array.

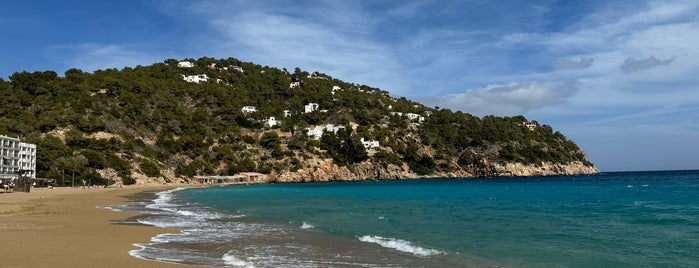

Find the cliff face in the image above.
[{"left": 269, "top": 158, "right": 599, "bottom": 183}]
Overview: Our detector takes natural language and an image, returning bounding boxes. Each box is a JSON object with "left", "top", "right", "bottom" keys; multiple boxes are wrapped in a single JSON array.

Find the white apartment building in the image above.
[{"left": 0, "top": 135, "right": 36, "bottom": 179}]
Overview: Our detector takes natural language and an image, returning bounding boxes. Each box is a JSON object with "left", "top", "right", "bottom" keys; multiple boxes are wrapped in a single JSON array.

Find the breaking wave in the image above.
[{"left": 358, "top": 235, "right": 444, "bottom": 256}]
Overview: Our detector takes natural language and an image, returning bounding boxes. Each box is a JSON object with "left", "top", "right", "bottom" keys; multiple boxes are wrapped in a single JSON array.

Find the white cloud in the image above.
[
  {"left": 43, "top": 43, "right": 166, "bottom": 74},
  {"left": 430, "top": 81, "right": 579, "bottom": 117},
  {"left": 196, "top": 5, "right": 408, "bottom": 94}
]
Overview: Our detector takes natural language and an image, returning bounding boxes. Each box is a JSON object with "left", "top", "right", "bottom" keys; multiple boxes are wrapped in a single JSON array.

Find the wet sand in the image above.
[{"left": 0, "top": 186, "right": 206, "bottom": 268}]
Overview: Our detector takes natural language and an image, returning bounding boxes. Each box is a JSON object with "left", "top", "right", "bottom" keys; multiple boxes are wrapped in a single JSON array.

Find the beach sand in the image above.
[{"left": 0, "top": 186, "right": 205, "bottom": 268}]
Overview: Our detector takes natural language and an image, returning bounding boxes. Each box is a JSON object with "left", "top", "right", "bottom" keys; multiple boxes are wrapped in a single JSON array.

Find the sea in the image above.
[{"left": 104, "top": 170, "right": 699, "bottom": 267}]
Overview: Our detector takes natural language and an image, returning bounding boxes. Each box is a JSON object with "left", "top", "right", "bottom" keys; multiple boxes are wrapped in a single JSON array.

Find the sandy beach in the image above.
[{"left": 0, "top": 186, "right": 205, "bottom": 268}]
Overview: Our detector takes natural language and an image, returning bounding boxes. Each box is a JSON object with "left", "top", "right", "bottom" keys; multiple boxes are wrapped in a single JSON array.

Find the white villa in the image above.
[
  {"left": 265, "top": 117, "right": 278, "bottom": 128},
  {"left": 522, "top": 121, "right": 537, "bottom": 131},
  {"left": 304, "top": 103, "right": 319, "bottom": 113},
  {"left": 231, "top": 66, "right": 244, "bottom": 72},
  {"left": 241, "top": 106, "right": 257, "bottom": 114},
  {"left": 290, "top": 81, "right": 301, "bottom": 89},
  {"left": 306, "top": 124, "right": 345, "bottom": 140},
  {"left": 391, "top": 112, "right": 425, "bottom": 122},
  {"left": 406, "top": 113, "right": 425, "bottom": 122},
  {"left": 182, "top": 74, "right": 209, "bottom": 83},
  {"left": 360, "top": 138, "right": 380, "bottom": 152},
  {"left": 332, "top": 86, "right": 341, "bottom": 95},
  {"left": 283, "top": 110, "right": 292, "bottom": 117},
  {"left": 178, "top": 61, "right": 194, "bottom": 68}
]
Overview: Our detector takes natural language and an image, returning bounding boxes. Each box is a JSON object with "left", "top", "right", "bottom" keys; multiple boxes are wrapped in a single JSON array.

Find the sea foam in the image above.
[
  {"left": 300, "top": 222, "right": 315, "bottom": 229},
  {"left": 223, "top": 251, "right": 255, "bottom": 267},
  {"left": 358, "top": 235, "right": 444, "bottom": 256}
]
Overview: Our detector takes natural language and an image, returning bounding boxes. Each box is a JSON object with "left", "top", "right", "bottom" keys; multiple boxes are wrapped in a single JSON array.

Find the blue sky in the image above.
[{"left": 1, "top": 0, "right": 698, "bottom": 171}]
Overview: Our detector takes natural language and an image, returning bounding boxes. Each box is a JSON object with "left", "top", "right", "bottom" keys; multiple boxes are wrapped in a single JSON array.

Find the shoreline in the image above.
[{"left": 0, "top": 185, "right": 207, "bottom": 268}]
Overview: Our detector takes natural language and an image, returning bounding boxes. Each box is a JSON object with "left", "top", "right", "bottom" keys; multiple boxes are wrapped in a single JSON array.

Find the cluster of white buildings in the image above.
[
  {"left": 178, "top": 61, "right": 243, "bottom": 84},
  {"left": 305, "top": 124, "right": 346, "bottom": 140},
  {"left": 390, "top": 112, "right": 425, "bottom": 122},
  {"left": 0, "top": 135, "right": 36, "bottom": 180},
  {"left": 176, "top": 64, "right": 384, "bottom": 152}
]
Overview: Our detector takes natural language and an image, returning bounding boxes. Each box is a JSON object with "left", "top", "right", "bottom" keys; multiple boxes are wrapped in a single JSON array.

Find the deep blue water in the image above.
[{"left": 116, "top": 170, "right": 699, "bottom": 267}]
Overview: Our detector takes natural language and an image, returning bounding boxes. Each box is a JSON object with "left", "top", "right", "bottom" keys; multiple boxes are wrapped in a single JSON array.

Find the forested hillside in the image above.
[{"left": 0, "top": 57, "right": 597, "bottom": 185}]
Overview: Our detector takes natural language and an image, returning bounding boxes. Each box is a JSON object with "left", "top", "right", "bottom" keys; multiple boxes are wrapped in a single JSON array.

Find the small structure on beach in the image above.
[{"left": 193, "top": 172, "right": 266, "bottom": 184}]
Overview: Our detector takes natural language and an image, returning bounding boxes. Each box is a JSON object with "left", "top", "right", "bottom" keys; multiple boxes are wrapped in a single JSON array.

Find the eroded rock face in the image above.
[
  {"left": 492, "top": 161, "right": 600, "bottom": 177},
  {"left": 269, "top": 159, "right": 599, "bottom": 183}
]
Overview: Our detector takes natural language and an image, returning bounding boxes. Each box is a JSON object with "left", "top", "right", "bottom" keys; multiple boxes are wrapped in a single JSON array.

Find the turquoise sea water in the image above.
[{"left": 116, "top": 170, "right": 699, "bottom": 267}]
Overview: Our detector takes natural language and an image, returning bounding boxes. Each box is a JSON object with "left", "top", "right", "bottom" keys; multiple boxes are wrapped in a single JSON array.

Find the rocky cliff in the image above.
[{"left": 268, "top": 158, "right": 599, "bottom": 183}]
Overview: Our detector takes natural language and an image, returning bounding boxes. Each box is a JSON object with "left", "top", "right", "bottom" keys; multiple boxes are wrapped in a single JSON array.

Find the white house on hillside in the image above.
[
  {"left": 406, "top": 113, "right": 425, "bottom": 122},
  {"left": 290, "top": 81, "right": 301, "bottom": 89},
  {"left": 304, "top": 103, "right": 319, "bottom": 113},
  {"left": 360, "top": 138, "right": 380, "bottom": 152},
  {"left": 283, "top": 110, "right": 292, "bottom": 117},
  {"left": 522, "top": 121, "right": 537, "bottom": 131},
  {"left": 265, "top": 117, "right": 278, "bottom": 127},
  {"left": 306, "top": 124, "right": 345, "bottom": 140},
  {"left": 178, "top": 61, "right": 194, "bottom": 68},
  {"left": 231, "top": 66, "right": 244, "bottom": 72},
  {"left": 391, "top": 112, "right": 425, "bottom": 122},
  {"left": 241, "top": 106, "right": 257, "bottom": 114},
  {"left": 332, "top": 86, "right": 341, "bottom": 95},
  {"left": 182, "top": 74, "right": 209, "bottom": 83}
]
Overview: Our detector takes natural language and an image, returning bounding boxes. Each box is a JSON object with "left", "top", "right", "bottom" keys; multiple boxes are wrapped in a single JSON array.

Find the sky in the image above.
[{"left": 1, "top": 0, "right": 698, "bottom": 172}]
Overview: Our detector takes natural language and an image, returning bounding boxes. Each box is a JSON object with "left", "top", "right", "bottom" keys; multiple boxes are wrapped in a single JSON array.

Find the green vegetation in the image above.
[{"left": 0, "top": 57, "right": 594, "bottom": 184}]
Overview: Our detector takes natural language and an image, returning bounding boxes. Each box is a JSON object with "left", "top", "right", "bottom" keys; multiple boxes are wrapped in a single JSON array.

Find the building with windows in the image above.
[{"left": 0, "top": 135, "right": 36, "bottom": 179}]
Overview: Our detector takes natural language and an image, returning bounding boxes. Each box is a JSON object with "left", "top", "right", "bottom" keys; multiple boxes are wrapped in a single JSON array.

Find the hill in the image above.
[{"left": 0, "top": 57, "right": 598, "bottom": 185}]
